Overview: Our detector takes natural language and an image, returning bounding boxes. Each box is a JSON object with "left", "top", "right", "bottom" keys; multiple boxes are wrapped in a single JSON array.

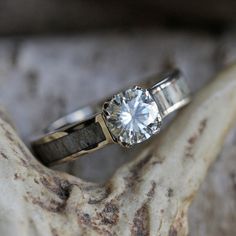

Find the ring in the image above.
[{"left": 32, "top": 69, "right": 191, "bottom": 166}]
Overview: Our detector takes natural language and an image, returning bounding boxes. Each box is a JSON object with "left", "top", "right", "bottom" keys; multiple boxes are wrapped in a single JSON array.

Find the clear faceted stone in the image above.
[{"left": 103, "top": 87, "right": 161, "bottom": 146}]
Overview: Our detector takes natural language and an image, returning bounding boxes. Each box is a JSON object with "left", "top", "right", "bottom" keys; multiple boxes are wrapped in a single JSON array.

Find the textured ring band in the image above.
[{"left": 32, "top": 69, "right": 191, "bottom": 166}]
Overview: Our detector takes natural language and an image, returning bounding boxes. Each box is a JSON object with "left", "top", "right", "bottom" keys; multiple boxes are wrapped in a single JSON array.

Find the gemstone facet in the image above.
[{"left": 103, "top": 87, "right": 161, "bottom": 146}]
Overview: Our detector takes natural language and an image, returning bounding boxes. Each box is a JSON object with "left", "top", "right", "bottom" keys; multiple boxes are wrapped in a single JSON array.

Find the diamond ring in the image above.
[{"left": 32, "top": 70, "right": 191, "bottom": 166}]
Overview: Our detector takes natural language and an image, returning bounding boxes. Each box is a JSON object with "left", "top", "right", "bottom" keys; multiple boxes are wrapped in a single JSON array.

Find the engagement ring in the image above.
[{"left": 32, "top": 70, "right": 191, "bottom": 166}]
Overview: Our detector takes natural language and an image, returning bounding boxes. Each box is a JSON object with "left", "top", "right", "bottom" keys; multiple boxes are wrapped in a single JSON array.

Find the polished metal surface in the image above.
[
  {"left": 32, "top": 69, "right": 191, "bottom": 166},
  {"left": 149, "top": 70, "right": 190, "bottom": 118}
]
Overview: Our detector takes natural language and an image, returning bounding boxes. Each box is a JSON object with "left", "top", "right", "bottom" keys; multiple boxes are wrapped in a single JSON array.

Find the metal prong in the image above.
[
  {"left": 133, "top": 85, "right": 142, "bottom": 90},
  {"left": 103, "top": 101, "right": 110, "bottom": 110},
  {"left": 120, "top": 142, "right": 132, "bottom": 148}
]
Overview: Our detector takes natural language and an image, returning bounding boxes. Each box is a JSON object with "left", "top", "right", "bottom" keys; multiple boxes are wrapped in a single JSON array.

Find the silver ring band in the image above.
[{"left": 32, "top": 69, "right": 191, "bottom": 166}]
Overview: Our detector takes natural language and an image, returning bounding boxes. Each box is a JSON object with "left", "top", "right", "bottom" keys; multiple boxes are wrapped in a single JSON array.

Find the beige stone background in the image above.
[{"left": 0, "top": 1, "right": 236, "bottom": 235}]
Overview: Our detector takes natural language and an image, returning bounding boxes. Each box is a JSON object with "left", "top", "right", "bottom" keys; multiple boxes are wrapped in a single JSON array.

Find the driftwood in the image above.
[
  {"left": 0, "top": 59, "right": 236, "bottom": 235},
  {"left": 189, "top": 144, "right": 236, "bottom": 236}
]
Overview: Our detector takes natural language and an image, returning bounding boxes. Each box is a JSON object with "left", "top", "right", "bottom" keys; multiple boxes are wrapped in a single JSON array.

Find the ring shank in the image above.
[
  {"left": 150, "top": 70, "right": 190, "bottom": 118},
  {"left": 32, "top": 114, "right": 114, "bottom": 166},
  {"left": 46, "top": 106, "right": 99, "bottom": 133}
]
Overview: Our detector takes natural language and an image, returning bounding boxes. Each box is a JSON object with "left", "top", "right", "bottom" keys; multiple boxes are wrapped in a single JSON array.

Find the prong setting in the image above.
[
  {"left": 102, "top": 87, "right": 162, "bottom": 147},
  {"left": 133, "top": 85, "right": 142, "bottom": 90}
]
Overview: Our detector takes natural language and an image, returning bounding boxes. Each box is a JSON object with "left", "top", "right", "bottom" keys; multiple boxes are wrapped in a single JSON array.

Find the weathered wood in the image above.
[
  {"left": 189, "top": 145, "right": 236, "bottom": 236},
  {"left": 33, "top": 121, "right": 106, "bottom": 165}
]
